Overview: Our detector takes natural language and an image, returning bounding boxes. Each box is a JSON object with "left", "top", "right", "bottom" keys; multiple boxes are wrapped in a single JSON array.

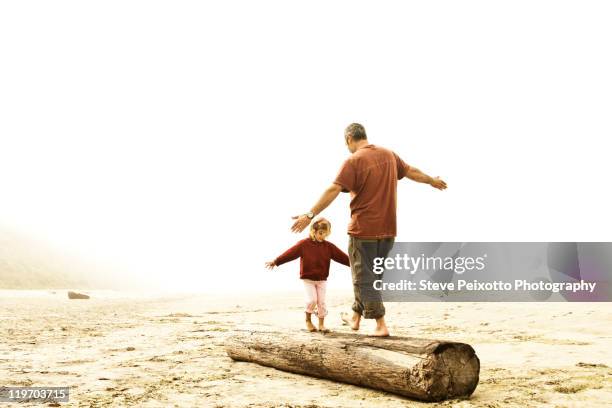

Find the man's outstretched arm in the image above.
[
  {"left": 404, "top": 165, "right": 447, "bottom": 190},
  {"left": 291, "top": 183, "right": 342, "bottom": 233}
]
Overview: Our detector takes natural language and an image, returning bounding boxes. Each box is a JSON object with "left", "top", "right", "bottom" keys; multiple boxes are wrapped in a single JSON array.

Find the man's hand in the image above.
[
  {"left": 291, "top": 214, "right": 312, "bottom": 233},
  {"left": 430, "top": 177, "right": 447, "bottom": 190},
  {"left": 265, "top": 261, "right": 276, "bottom": 270},
  {"left": 291, "top": 183, "right": 342, "bottom": 233},
  {"left": 407, "top": 166, "right": 447, "bottom": 189}
]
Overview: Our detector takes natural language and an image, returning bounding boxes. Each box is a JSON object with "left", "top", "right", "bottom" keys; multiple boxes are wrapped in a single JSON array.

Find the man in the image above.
[{"left": 291, "top": 123, "right": 447, "bottom": 336}]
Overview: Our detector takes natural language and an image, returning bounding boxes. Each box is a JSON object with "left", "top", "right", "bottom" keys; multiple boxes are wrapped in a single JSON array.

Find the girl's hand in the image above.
[{"left": 265, "top": 261, "right": 276, "bottom": 270}]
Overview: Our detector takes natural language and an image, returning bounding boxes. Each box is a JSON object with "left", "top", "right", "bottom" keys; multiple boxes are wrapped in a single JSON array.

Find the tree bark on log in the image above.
[{"left": 225, "top": 330, "right": 479, "bottom": 402}]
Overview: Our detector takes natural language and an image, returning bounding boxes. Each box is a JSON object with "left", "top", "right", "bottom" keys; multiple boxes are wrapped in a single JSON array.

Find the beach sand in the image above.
[{"left": 1, "top": 289, "right": 611, "bottom": 407}]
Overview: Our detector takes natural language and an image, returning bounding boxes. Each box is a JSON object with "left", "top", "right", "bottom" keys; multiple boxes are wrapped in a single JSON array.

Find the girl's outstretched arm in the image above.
[
  {"left": 329, "top": 242, "right": 350, "bottom": 267},
  {"left": 272, "top": 240, "right": 303, "bottom": 267}
]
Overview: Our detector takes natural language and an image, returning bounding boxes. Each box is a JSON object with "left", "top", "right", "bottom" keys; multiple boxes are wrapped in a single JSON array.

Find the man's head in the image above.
[{"left": 344, "top": 123, "right": 367, "bottom": 153}]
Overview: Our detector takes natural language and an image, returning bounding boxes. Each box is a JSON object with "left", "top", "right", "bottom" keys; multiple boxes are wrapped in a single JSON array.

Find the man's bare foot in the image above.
[
  {"left": 340, "top": 311, "right": 361, "bottom": 331},
  {"left": 372, "top": 317, "right": 390, "bottom": 337},
  {"left": 371, "top": 326, "right": 389, "bottom": 337},
  {"left": 306, "top": 320, "right": 317, "bottom": 332}
]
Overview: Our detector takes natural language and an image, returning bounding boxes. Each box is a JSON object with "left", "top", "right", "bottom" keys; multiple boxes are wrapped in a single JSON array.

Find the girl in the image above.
[{"left": 265, "top": 218, "right": 350, "bottom": 332}]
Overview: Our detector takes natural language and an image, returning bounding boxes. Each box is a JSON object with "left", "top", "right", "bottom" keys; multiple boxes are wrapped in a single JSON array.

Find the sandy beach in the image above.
[{"left": 1, "top": 289, "right": 611, "bottom": 407}]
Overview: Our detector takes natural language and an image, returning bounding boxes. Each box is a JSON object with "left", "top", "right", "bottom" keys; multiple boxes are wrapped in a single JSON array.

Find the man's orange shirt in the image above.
[{"left": 334, "top": 144, "right": 408, "bottom": 238}]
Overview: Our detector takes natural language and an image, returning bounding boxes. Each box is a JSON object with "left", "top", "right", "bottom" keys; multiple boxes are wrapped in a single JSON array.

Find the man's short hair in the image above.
[{"left": 345, "top": 123, "right": 367, "bottom": 141}]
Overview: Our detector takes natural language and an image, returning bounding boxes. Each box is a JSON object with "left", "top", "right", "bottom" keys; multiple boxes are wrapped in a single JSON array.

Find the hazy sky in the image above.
[{"left": 1, "top": 1, "right": 611, "bottom": 292}]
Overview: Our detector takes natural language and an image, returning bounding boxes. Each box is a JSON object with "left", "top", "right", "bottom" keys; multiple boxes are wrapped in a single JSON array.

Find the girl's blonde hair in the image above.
[{"left": 309, "top": 217, "right": 331, "bottom": 240}]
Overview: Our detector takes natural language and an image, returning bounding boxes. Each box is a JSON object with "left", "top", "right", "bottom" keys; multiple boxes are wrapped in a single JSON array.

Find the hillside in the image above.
[{"left": 0, "top": 226, "right": 136, "bottom": 290}]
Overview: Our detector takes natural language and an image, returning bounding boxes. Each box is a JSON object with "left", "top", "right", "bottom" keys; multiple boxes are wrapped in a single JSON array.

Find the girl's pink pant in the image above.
[{"left": 302, "top": 279, "right": 327, "bottom": 318}]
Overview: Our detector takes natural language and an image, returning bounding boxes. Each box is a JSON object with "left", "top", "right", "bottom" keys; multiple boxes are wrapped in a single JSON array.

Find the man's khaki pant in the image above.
[{"left": 348, "top": 236, "right": 395, "bottom": 320}]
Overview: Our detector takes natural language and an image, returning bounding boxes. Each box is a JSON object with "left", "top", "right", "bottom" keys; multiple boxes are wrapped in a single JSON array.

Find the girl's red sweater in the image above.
[{"left": 274, "top": 238, "right": 350, "bottom": 281}]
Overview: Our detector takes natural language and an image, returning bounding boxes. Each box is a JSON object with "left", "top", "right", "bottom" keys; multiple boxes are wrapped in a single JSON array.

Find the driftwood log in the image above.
[
  {"left": 67, "top": 291, "right": 90, "bottom": 299},
  {"left": 225, "top": 330, "right": 479, "bottom": 402}
]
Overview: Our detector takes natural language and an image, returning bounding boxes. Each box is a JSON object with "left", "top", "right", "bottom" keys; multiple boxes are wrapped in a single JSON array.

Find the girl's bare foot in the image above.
[
  {"left": 305, "top": 312, "right": 317, "bottom": 332},
  {"left": 318, "top": 317, "right": 330, "bottom": 333},
  {"left": 340, "top": 311, "right": 361, "bottom": 330}
]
